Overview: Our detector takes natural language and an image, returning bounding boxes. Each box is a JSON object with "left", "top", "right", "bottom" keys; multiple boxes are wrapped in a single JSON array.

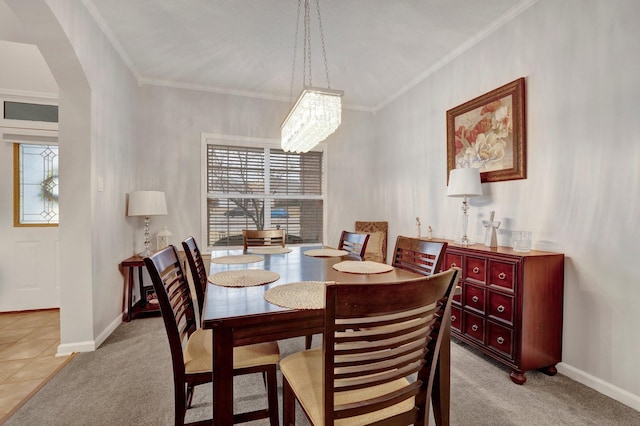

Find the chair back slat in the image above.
[
  {"left": 337, "top": 231, "right": 369, "bottom": 260},
  {"left": 323, "top": 267, "right": 460, "bottom": 425},
  {"left": 392, "top": 236, "right": 448, "bottom": 276},
  {"left": 182, "top": 236, "right": 208, "bottom": 322},
  {"left": 242, "top": 229, "right": 286, "bottom": 250}
]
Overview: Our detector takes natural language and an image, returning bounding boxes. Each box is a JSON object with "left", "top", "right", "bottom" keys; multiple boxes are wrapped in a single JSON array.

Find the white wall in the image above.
[
  {"left": 42, "top": 0, "right": 140, "bottom": 343},
  {"left": 0, "top": 41, "right": 58, "bottom": 93},
  {"left": 4, "top": 0, "right": 140, "bottom": 352},
  {"left": 370, "top": 0, "right": 640, "bottom": 409},
  {"left": 135, "top": 85, "right": 376, "bottom": 250}
]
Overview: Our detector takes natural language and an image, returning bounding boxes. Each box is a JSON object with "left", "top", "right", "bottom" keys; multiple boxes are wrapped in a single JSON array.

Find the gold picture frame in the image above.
[{"left": 446, "top": 77, "right": 526, "bottom": 183}]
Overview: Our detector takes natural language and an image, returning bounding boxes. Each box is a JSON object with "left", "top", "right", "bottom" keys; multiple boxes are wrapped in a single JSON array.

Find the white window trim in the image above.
[{"left": 200, "top": 133, "right": 328, "bottom": 251}]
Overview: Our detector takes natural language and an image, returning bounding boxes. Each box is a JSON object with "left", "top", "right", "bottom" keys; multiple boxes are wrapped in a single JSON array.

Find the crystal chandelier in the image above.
[{"left": 281, "top": 0, "right": 343, "bottom": 153}]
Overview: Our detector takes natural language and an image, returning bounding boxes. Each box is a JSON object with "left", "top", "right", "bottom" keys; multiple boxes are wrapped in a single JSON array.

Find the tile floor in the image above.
[{"left": 0, "top": 309, "right": 73, "bottom": 422}]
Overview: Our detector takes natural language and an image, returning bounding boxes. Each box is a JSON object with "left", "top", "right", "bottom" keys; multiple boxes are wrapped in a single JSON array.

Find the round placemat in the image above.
[
  {"left": 332, "top": 260, "right": 394, "bottom": 274},
  {"left": 249, "top": 247, "right": 292, "bottom": 254},
  {"left": 303, "top": 248, "right": 349, "bottom": 257},
  {"left": 264, "top": 281, "right": 325, "bottom": 310},
  {"left": 211, "top": 254, "right": 264, "bottom": 264},
  {"left": 208, "top": 269, "right": 280, "bottom": 287}
]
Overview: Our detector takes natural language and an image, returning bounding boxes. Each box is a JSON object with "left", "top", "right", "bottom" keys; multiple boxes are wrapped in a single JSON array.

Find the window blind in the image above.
[{"left": 206, "top": 143, "right": 323, "bottom": 247}]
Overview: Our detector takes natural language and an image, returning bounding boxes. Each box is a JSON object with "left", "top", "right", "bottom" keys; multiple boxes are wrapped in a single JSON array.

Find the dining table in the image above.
[{"left": 201, "top": 245, "right": 454, "bottom": 425}]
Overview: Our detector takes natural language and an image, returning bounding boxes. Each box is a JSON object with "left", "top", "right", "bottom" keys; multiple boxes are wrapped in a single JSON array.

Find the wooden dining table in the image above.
[{"left": 201, "top": 245, "right": 454, "bottom": 425}]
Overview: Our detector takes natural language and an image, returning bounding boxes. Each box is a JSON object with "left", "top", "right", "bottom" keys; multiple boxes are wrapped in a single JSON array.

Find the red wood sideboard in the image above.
[{"left": 437, "top": 240, "right": 564, "bottom": 384}]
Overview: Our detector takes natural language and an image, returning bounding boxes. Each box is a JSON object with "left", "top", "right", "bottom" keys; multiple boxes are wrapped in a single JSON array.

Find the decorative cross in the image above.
[{"left": 482, "top": 211, "right": 500, "bottom": 248}]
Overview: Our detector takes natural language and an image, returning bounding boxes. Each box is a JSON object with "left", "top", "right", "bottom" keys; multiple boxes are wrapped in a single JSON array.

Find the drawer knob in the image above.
[
  {"left": 472, "top": 324, "right": 479, "bottom": 332},
  {"left": 498, "top": 272, "right": 506, "bottom": 280},
  {"left": 451, "top": 315, "right": 457, "bottom": 322},
  {"left": 497, "top": 305, "right": 505, "bottom": 313},
  {"left": 450, "top": 262, "right": 457, "bottom": 267},
  {"left": 472, "top": 295, "right": 479, "bottom": 303},
  {"left": 497, "top": 336, "right": 505, "bottom": 345},
  {"left": 473, "top": 267, "right": 480, "bottom": 274}
]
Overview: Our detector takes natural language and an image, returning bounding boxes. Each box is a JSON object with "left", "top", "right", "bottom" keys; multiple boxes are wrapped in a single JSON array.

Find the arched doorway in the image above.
[{"left": 5, "top": 0, "right": 94, "bottom": 354}]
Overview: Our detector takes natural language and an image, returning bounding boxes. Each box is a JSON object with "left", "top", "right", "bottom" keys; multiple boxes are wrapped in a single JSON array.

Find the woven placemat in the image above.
[
  {"left": 332, "top": 260, "right": 394, "bottom": 274},
  {"left": 303, "top": 248, "right": 349, "bottom": 257},
  {"left": 208, "top": 269, "right": 280, "bottom": 287},
  {"left": 264, "top": 281, "right": 325, "bottom": 310},
  {"left": 248, "top": 247, "right": 292, "bottom": 254},
  {"left": 211, "top": 254, "right": 264, "bottom": 264}
]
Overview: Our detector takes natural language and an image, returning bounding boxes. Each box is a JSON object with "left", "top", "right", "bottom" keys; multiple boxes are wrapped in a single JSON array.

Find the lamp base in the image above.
[{"left": 455, "top": 237, "right": 476, "bottom": 246}]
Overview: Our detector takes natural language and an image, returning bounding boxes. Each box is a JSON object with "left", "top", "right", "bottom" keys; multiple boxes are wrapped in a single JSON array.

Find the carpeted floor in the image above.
[{"left": 4, "top": 317, "right": 639, "bottom": 425}]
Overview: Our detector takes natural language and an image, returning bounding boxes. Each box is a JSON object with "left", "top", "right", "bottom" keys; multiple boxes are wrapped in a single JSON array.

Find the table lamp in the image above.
[
  {"left": 447, "top": 168, "right": 482, "bottom": 246},
  {"left": 127, "top": 190, "right": 167, "bottom": 256}
]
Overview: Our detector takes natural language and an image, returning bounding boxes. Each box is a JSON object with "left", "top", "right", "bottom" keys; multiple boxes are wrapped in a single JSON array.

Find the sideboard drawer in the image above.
[
  {"left": 489, "top": 260, "right": 516, "bottom": 291},
  {"left": 463, "top": 311, "right": 485, "bottom": 344},
  {"left": 464, "top": 284, "right": 485, "bottom": 314},
  {"left": 487, "top": 321, "right": 514, "bottom": 359},
  {"left": 487, "top": 291, "right": 514, "bottom": 325},
  {"left": 450, "top": 306, "right": 462, "bottom": 333},
  {"left": 444, "top": 253, "right": 463, "bottom": 270},
  {"left": 465, "top": 256, "right": 487, "bottom": 284}
]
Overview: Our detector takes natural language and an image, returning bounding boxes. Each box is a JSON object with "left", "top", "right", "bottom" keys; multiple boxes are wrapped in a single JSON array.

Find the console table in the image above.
[
  {"left": 440, "top": 240, "right": 564, "bottom": 384},
  {"left": 120, "top": 254, "right": 160, "bottom": 321}
]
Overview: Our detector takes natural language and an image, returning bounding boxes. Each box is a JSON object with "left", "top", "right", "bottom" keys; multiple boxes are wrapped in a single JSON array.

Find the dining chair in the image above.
[
  {"left": 304, "top": 230, "right": 370, "bottom": 350},
  {"left": 242, "top": 229, "right": 286, "bottom": 251},
  {"left": 392, "top": 236, "right": 448, "bottom": 276},
  {"left": 144, "top": 245, "right": 281, "bottom": 426},
  {"left": 281, "top": 267, "right": 461, "bottom": 425},
  {"left": 181, "top": 236, "right": 208, "bottom": 324},
  {"left": 337, "top": 230, "right": 369, "bottom": 260}
]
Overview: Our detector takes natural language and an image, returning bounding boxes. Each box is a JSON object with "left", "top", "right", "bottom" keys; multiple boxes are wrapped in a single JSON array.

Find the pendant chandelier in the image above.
[{"left": 281, "top": 0, "right": 343, "bottom": 153}]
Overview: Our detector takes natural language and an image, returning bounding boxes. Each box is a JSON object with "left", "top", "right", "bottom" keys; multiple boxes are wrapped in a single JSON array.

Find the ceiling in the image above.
[{"left": 86, "top": 1, "right": 531, "bottom": 110}]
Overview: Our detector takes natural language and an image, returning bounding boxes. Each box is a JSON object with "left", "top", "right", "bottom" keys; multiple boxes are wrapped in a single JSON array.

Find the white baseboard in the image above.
[
  {"left": 55, "top": 314, "right": 122, "bottom": 356},
  {"left": 558, "top": 362, "right": 640, "bottom": 412},
  {"left": 56, "top": 340, "right": 95, "bottom": 356}
]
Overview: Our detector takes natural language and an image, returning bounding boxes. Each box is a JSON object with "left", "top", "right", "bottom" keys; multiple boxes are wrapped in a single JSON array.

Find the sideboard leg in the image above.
[
  {"left": 509, "top": 370, "right": 527, "bottom": 385},
  {"left": 540, "top": 365, "right": 558, "bottom": 376}
]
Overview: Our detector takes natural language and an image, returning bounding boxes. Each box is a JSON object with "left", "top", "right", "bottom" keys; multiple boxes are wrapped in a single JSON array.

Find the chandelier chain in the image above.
[
  {"left": 304, "top": 0, "right": 312, "bottom": 86},
  {"left": 314, "top": 0, "right": 331, "bottom": 89},
  {"left": 289, "top": 0, "right": 303, "bottom": 102}
]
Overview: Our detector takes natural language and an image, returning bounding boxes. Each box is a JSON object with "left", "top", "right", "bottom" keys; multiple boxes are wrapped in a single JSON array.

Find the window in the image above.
[
  {"left": 13, "top": 143, "right": 59, "bottom": 226},
  {"left": 4, "top": 101, "right": 58, "bottom": 123},
  {"left": 205, "top": 140, "right": 324, "bottom": 247}
]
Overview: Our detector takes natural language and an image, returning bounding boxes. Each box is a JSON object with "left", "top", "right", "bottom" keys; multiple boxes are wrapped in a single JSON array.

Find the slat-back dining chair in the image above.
[
  {"left": 337, "top": 230, "right": 369, "bottom": 260},
  {"left": 392, "top": 236, "right": 448, "bottom": 276},
  {"left": 144, "top": 245, "right": 280, "bottom": 426},
  {"left": 242, "top": 229, "right": 286, "bottom": 251},
  {"left": 181, "top": 236, "right": 208, "bottom": 324},
  {"left": 304, "top": 230, "right": 371, "bottom": 350},
  {"left": 281, "top": 267, "right": 461, "bottom": 425}
]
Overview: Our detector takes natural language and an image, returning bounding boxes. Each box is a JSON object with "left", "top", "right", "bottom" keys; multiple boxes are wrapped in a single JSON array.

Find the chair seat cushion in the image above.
[
  {"left": 280, "top": 348, "right": 414, "bottom": 425},
  {"left": 185, "top": 329, "right": 280, "bottom": 373}
]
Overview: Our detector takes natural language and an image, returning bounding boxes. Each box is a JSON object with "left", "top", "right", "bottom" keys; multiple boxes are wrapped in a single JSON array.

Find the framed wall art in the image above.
[{"left": 446, "top": 77, "right": 526, "bottom": 183}]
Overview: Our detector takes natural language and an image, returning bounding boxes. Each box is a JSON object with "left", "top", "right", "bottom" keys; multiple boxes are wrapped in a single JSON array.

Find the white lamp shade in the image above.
[
  {"left": 447, "top": 168, "right": 483, "bottom": 197},
  {"left": 127, "top": 191, "right": 168, "bottom": 217}
]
